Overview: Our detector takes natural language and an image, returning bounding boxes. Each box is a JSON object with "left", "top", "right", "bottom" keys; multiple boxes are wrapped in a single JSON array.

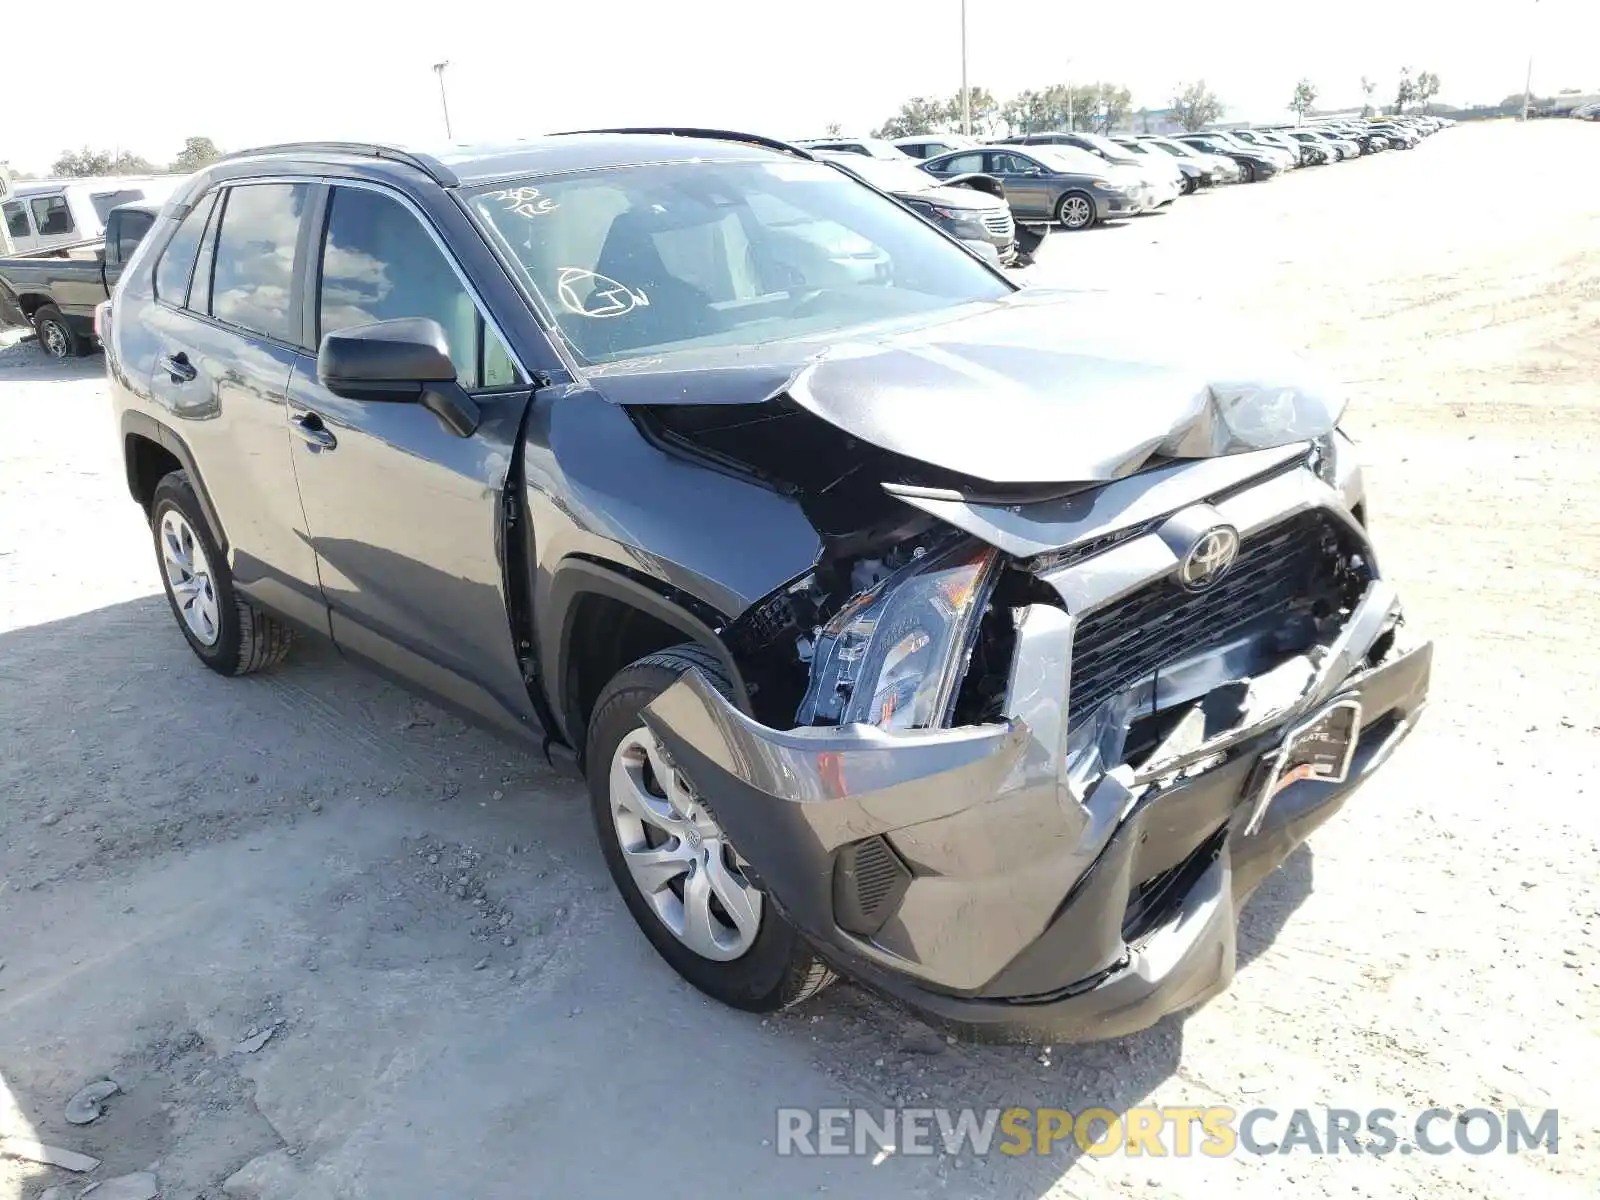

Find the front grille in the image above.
[
  {"left": 1066, "top": 511, "right": 1359, "bottom": 730},
  {"left": 982, "top": 210, "right": 1014, "bottom": 238}
]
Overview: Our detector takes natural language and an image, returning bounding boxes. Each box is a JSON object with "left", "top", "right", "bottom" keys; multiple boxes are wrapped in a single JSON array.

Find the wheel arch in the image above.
[
  {"left": 15, "top": 292, "right": 55, "bottom": 321},
  {"left": 120, "top": 410, "right": 229, "bottom": 555},
  {"left": 546, "top": 557, "right": 750, "bottom": 765}
]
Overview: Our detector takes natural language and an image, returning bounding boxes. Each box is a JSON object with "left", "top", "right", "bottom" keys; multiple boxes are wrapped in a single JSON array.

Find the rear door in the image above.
[
  {"left": 984, "top": 152, "right": 1052, "bottom": 220},
  {"left": 142, "top": 181, "right": 326, "bottom": 630},
  {"left": 284, "top": 181, "right": 537, "bottom": 732}
]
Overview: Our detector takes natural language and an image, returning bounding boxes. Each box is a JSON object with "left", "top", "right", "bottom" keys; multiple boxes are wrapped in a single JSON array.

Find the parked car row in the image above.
[{"left": 800, "top": 113, "right": 1451, "bottom": 236}]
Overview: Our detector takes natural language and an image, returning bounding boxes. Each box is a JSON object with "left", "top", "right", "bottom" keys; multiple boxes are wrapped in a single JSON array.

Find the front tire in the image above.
[
  {"left": 1056, "top": 191, "right": 1097, "bottom": 230},
  {"left": 149, "top": 470, "right": 293, "bottom": 675},
  {"left": 1238, "top": 159, "right": 1257, "bottom": 183},
  {"left": 33, "top": 304, "right": 85, "bottom": 359},
  {"left": 585, "top": 645, "right": 835, "bottom": 1012}
]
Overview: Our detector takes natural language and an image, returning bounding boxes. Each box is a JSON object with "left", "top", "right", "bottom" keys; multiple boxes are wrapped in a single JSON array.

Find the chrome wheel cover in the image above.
[
  {"left": 160, "top": 510, "right": 220, "bottom": 646},
  {"left": 40, "top": 319, "right": 68, "bottom": 358},
  {"left": 609, "top": 727, "right": 762, "bottom": 961}
]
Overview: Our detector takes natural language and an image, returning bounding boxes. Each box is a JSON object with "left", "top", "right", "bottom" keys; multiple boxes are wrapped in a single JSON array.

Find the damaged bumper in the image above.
[{"left": 641, "top": 461, "right": 1432, "bottom": 1042}]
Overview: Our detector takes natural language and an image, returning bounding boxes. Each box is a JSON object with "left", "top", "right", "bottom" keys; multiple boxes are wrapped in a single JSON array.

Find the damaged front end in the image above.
[{"left": 640, "top": 430, "right": 1432, "bottom": 1042}]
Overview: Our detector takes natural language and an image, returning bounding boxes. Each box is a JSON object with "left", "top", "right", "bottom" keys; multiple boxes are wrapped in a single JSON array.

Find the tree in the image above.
[
  {"left": 1001, "top": 88, "right": 1057, "bottom": 135},
  {"left": 1170, "top": 80, "right": 1225, "bottom": 131},
  {"left": 821, "top": 122, "right": 842, "bottom": 137},
  {"left": 1088, "top": 83, "right": 1134, "bottom": 133},
  {"left": 948, "top": 86, "right": 1002, "bottom": 137},
  {"left": 1413, "top": 71, "right": 1441, "bottom": 113},
  {"left": 872, "top": 96, "right": 953, "bottom": 139},
  {"left": 1393, "top": 67, "right": 1416, "bottom": 114},
  {"left": 50, "top": 147, "right": 155, "bottom": 177},
  {"left": 1360, "top": 75, "right": 1377, "bottom": 118},
  {"left": 169, "top": 137, "right": 223, "bottom": 173},
  {"left": 1289, "top": 78, "right": 1319, "bottom": 123}
]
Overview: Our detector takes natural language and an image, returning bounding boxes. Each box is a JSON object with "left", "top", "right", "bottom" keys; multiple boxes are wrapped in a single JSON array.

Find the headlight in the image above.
[
  {"left": 1090, "top": 179, "right": 1118, "bottom": 190},
  {"left": 1309, "top": 431, "right": 1340, "bottom": 487},
  {"left": 798, "top": 540, "right": 998, "bottom": 731},
  {"left": 911, "top": 201, "right": 971, "bottom": 223}
]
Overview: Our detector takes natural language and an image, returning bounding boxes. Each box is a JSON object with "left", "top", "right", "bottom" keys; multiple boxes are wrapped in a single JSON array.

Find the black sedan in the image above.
[{"left": 1173, "top": 133, "right": 1282, "bottom": 183}]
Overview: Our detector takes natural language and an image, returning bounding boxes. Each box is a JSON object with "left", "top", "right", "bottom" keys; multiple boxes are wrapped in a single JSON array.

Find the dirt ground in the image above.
[{"left": 1, "top": 119, "right": 1595, "bottom": 1200}]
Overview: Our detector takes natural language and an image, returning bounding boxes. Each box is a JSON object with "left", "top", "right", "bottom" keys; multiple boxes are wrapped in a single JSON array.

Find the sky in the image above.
[{"left": 4, "top": 0, "right": 1595, "bottom": 174}]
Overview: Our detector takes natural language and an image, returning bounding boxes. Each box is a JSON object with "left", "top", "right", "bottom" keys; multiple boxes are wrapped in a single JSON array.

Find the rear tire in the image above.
[
  {"left": 1238, "top": 160, "right": 1257, "bottom": 183},
  {"left": 33, "top": 304, "right": 85, "bottom": 359},
  {"left": 150, "top": 470, "right": 293, "bottom": 675},
  {"left": 585, "top": 645, "right": 835, "bottom": 1012}
]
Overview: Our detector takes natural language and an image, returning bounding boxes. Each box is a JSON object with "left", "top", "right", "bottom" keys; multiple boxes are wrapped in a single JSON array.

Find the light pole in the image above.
[
  {"left": 1521, "top": 0, "right": 1540, "bottom": 121},
  {"left": 432, "top": 60, "right": 454, "bottom": 141},
  {"left": 1065, "top": 58, "right": 1074, "bottom": 131},
  {"left": 959, "top": 0, "right": 970, "bottom": 136}
]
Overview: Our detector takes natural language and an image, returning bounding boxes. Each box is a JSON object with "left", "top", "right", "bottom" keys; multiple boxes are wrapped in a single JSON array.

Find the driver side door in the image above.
[{"left": 983, "top": 152, "right": 1052, "bottom": 221}]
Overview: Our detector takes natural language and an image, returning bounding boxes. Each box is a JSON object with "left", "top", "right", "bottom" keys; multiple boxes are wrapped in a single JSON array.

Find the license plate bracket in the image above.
[{"left": 1243, "top": 698, "right": 1363, "bottom": 835}]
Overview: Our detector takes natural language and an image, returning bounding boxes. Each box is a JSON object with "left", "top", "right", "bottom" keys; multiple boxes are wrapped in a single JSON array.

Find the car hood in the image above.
[
  {"left": 912, "top": 183, "right": 1007, "bottom": 212},
  {"left": 584, "top": 288, "right": 1344, "bottom": 484}
]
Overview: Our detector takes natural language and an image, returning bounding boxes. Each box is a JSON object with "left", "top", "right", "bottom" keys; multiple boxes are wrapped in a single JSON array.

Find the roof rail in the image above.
[
  {"left": 218, "top": 142, "right": 459, "bottom": 187},
  {"left": 547, "top": 127, "right": 815, "bottom": 161}
]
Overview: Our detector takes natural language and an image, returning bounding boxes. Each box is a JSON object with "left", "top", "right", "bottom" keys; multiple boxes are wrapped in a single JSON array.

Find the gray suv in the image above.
[{"left": 106, "top": 132, "right": 1430, "bottom": 1041}]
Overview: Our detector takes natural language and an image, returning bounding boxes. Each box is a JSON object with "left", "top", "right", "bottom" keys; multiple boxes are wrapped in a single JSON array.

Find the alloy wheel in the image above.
[
  {"left": 608, "top": 727, "right": 762, "bottom": 961},
  {"left": 159, "top": 510, "right": 220, "bottom": 646},
  {"left": 1060, "top": 195, "right": 1092, "bottom": 229},
  {"left": 40, "top": 319, "right": 68, "bottom": 359}
]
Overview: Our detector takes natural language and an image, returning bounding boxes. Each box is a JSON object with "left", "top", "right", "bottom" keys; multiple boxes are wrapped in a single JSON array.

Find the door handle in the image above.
[
  {"left": 292, "top": 411, "right": 337, "bottom": 451},
  {"left": 159, "top": 352, "right": 197, "bottom": 383}
]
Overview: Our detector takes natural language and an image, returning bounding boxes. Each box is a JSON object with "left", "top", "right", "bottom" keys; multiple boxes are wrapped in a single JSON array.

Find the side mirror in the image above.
[{"left": 317, "top": 317, "right": 481, "bottom": 437}]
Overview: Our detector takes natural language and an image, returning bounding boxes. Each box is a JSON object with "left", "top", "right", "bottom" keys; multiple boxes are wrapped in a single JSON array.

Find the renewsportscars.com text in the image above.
[{"left": 775, "top": 1106, "right": 1560, "bottom": 1158}]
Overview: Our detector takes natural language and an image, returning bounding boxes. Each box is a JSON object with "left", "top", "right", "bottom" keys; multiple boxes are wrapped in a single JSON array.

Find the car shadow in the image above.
[
  {"left": 0, "top": 597, "right": 1318, "bottom": 1200},
  {"left": 0, "top": 334, "right": 105, "bottom": 383}
]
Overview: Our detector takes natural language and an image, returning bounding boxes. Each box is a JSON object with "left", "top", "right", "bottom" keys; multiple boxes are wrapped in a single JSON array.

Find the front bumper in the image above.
[{"left": 643, "top": 469, "right": 1431, "bottom": 1042}]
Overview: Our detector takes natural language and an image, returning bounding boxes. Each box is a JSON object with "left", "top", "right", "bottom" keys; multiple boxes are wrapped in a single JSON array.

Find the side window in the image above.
[
  {"left": 2, "top": 201, "right": 27, "bottom": 239},
  {"left": 113, "top": 211, "right": 154, "bottom": 264},
  {"left": 210, "top": 183, "right": 308, "bottom": 343},
  {"left": 31, "top": 195, "right": 73, "bottom": 236},
  {"left": 318, "top": 186, "right": 518, "bottom": 390},
  {"left": 153, "top": 190, "right": 217, "bottom": 304},
  {"left": 933, "top": 152, "right": 985, "bottom": 176},
  {"left": 987, "top": 153, "right": 1033, "bottom": 174}
]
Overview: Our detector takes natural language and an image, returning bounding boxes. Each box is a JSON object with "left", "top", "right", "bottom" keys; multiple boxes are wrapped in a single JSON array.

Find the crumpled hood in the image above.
[{"left": 585, "top": 288, "right": 1344, "bottom": 484}]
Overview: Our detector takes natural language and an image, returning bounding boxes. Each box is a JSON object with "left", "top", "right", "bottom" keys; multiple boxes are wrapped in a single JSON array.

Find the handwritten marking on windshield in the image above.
[
  {"left": 484, "top": 186, "right": 558, "bottom": 218},
  {"left": 556, "top": 268, "right": 650, "bottom": 318}
]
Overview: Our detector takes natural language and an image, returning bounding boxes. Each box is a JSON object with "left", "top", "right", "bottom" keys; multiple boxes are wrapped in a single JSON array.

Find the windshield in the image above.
[
  {"left": 1072, "top": 133, "right": 1139, "bottom": 163},
  {"left": 467, "top": 159, "right": 1010, "bottom": 365},
  {"left": 1145, "top": 139, "right": 1192, "bottom": 158},
  {"left": 830, "top": 157, "right": 938, "bottom": 194}
]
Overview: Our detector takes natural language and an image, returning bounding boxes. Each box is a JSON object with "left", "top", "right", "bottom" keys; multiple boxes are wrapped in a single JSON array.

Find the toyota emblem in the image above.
[{"left": 1179, "top": 526, "right": 1240, "bottom": 590}]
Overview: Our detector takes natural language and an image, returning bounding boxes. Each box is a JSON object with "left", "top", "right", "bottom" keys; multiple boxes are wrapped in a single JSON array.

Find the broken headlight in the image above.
[{"left": 798, "top": 540, "right": 998, "bottom": 731}]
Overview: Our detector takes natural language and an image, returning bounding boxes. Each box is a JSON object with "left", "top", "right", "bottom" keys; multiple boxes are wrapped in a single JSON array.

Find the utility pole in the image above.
[
  {"left": 959, "top": 0, "right": 971, "bottom": 136},
  {"left": 1521, "top": 0, "right": 1539, "bottom": 121},
  {"left": 432, "top": 60, "right": 454, "bottom": 141}
]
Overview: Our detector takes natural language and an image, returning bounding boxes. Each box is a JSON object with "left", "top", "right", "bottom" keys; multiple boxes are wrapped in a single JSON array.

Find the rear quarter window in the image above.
[
  {"left": 154, "top": 191, "right": 218, "bottom": 304},
  {"left": 2, "top": 201, "right": 27, "bottom": 239}
]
